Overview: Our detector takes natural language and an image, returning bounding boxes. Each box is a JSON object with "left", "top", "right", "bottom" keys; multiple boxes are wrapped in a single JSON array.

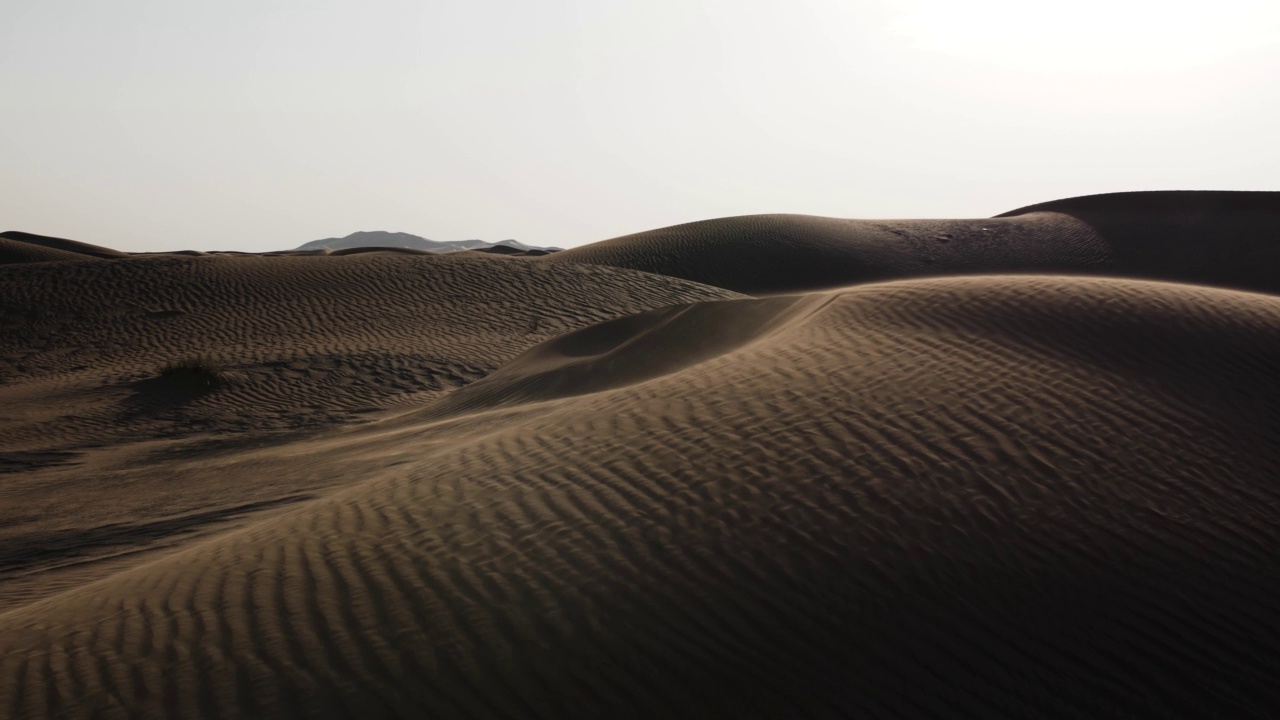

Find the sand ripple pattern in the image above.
[
  {"left": 4, "top": 276, "right": 1280, "bottom": 718},
  {"left": 0, "top": 253, "right": 741, "bottom": 452}
]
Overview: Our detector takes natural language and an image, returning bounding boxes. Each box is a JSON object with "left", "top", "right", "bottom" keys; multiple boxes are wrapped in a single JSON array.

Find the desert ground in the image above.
[{"left": 2, "top": 191, "right": 1280, "bottom": 718}]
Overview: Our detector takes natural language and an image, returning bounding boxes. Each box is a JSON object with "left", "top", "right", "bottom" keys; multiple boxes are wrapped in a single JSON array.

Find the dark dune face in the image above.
[
  {"left": 4, "top": 192, "right": 1280, "bottom": 719},
  {"left": 0, "top": 252, "right": 741, "bottom": 609},
  {"left": 998, "top": 191, "right": 1280, "bottom": 294},
  {"left": 545, "top": 191, "right": 1280, "bottom": 295},
  {"left": 0, "top": 237, "right": 96, "bottom": 264},
  {"left": 0, "top": 231, "right": 128, "bottom": 264},
  {"left": 545, "top": 212, "right": 1111, "bottom": 294},
  {"left": 0, "top": 230, "right": 129, "bottom": 258}
]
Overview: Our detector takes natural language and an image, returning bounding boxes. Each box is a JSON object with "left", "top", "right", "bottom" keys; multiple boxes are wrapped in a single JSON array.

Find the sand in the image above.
[
  {"left": 546, "top": 191, "right": 1280, "bottom": 295},
  {"left": 3, "top": 191, "right": 1280, "bottom": 718}
]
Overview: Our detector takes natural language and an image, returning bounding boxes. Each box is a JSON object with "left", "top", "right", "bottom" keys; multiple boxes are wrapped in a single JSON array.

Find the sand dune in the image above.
[
  {"left": 4, "top": 193, "right": 1280, "bottom": 718},
  {"left": 997, "top": 191, "right": 1280, "bottom": 294},
  {"left": 544, "top": 212, "right": 1107, "bottom": 294},
  {"left": 3, "top": 275, "right": 1280, "bottom": 718},
  {"left": 0, "top": 238, "right": 101, "bottom": 265},
  {"left": 0, "top": 252, "right": 739, "bottom": 608},
  {"left": 0, "top": 252, "right": 738, "bottom": 450},
  {"left": 545, "top": 191, "right": 1280, "bottom": 295},
  {"left": 0, "top": 231, "right": 128, "bottom": 265}
]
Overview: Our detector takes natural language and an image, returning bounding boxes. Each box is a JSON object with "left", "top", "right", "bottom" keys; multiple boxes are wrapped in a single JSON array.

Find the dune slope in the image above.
[
  {"left": 0, "top": 252, "right": 740, "bottom": 451},
  {"left": 0, "top": 252, "right": 741, "bottom": 609},
  {"left": 544, "top": 212, "right": 1108, "bottom": 294},
  {"left": 998, "top": 190, "right": 1280, "bottom": 293},
  {"left": 0, "top": 231, "right": 128, "bottom": 264},
  {"left": 4, "top": 275, "right": 1280, "bottom": 718}
]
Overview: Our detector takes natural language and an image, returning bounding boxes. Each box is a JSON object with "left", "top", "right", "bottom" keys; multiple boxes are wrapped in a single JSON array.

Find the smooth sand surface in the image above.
[
  {"left": 3, "top": 192, "right": 1280, "bottom": 718},
  {"left": 547, "top": 191, "right": 1280, "bottom": 295},
  {"left": 0, "top": 232, "right": 127, "bottom": 265}
]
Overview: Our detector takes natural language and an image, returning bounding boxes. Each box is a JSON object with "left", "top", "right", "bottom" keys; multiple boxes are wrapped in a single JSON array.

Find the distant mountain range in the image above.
[{"left": 297, "top": 231, "right": 562, "bottom": 255}]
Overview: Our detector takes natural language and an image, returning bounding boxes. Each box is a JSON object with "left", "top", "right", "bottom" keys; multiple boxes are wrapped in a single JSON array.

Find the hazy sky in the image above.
[{"left": 3, "top": 0, "right": 1278, "bottom": 252}]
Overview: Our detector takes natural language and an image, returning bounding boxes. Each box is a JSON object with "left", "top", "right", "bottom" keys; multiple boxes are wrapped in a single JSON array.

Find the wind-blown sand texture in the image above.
[{"left": 3, "top": 191, "right": 1280, "bottom": 718}]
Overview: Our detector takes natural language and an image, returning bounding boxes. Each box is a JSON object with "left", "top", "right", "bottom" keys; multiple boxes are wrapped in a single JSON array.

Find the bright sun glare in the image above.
[{"left": 889, "top": 0, "right": 1280, "bottom": 72}]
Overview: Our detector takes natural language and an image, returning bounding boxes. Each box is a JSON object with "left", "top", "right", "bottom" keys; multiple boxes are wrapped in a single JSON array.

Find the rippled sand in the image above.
[{"left": 3, "top": 191, "right": 1280, "bottom": 718}]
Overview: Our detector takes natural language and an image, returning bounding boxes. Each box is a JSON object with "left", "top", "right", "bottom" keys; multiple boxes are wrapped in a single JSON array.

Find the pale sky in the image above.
[{"left": 2, "top": 0, "right": 1278, "bottom": 252}]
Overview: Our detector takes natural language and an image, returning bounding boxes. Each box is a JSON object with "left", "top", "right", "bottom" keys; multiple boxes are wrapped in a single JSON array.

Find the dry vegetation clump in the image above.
[{"left": 158, "top": 354, "right": 225, "bottom": 389}]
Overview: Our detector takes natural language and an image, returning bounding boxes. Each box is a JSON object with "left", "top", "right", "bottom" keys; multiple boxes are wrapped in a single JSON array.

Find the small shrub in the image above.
[{"left": 158, "top": 354, "right": 224, "bottom": 389}]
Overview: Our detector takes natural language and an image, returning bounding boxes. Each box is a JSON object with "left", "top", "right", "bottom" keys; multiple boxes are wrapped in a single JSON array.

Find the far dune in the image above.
[
  {"left": 0, "top": 231, "right": 128, "bottom": 264},
  {"left": 0, "top": 251, "right": 739, "bottom": 609},
  {"left": 546, "top": 191, "right": 1280, "bottom": 295}
]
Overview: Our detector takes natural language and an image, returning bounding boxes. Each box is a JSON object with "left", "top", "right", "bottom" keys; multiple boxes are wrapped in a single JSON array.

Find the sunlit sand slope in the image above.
[
  {"left": 0, "top": 253, "right": 740, "bottom": 609},
  {"left": 4, "top": 275, "right": 1279, "bottom": 719},
  {"left": 545, "top": 191, "right": 1280, "bottom": 294}
]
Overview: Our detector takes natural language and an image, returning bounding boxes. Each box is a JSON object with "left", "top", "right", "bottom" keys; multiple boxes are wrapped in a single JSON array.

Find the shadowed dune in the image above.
[
  {"left": 326, "top": 246, "right": 434, "bottom": 257},
  {"left": 421, "top": 295, "right": 812, "bottom": 415},
  {"left": 545, "top": 212, "right": 1109, "bottom": 294},
  {"left": 545, "top": 191, "right": 1280, "bottom": 295},
  {"left": 0, "top": 238, "right": 100, "bottom": 264},
  {"left": 4, "top": 193, "right": 1280, "bottom": 718},
  {"left": 4, "top": 275, "right": 1280, "bottom": 718},
  {"left": 0, "top": 231, "right": 128, "bottom": 265},
  {"left": 997, "top": 191, "right": 1280, "bottom": 293}
]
